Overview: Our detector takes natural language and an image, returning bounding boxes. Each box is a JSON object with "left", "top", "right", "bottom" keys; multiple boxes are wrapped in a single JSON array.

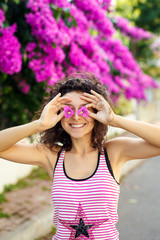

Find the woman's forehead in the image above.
[{"left": 63, "top": 91, "right": 88, "bottom": 105}]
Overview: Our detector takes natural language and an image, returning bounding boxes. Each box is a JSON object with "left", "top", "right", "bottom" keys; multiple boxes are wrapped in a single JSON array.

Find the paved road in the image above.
[{"left": 117, "top": 156, "right": 160, "bottom": 240}]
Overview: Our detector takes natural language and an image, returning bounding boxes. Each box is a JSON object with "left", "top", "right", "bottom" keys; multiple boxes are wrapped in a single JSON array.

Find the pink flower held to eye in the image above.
[
  {"left": 77, "top": 106, "right": 89, "bottom": 118},
  {"left": 64, "top": 106, "right": 74, "bottom": 118}
]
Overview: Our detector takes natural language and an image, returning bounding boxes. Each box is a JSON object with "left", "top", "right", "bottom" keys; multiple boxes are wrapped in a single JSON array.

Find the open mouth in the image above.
[{"left": 69, "top": 123, "right": 86, "bottom": 128}]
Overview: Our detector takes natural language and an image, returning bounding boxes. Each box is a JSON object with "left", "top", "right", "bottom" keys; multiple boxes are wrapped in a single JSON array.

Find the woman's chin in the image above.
[
  {"left": 70, "top": 131, "right": 92, "bottom": 140},
  {"left": 70, "top": 133, "right": 84, "bottom": 139}
]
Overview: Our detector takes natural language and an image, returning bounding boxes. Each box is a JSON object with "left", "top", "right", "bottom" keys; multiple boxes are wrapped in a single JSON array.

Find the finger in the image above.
[
  {"left": 86, "top": 103, "right": 96, "bottom": 109},
  {"left": 50, "top": 95, "right": 71, "bottom": 106},
  {"left": 48, "top": 95, "right": 61, "bottom": 107},
  {"left": 56, "top": 96, "right": 71, "bottom": 103},
  {"left": 87, "top": 109, "right": 97, "bottom": 119},
  {"left": 82, "top": 92, "right": 97, "bottom": 100},
  {"left": 56, "top": 98, "right": 71, "bottom": 107},
  {"left": 57, "top": 104, "right": 65, "bottom": 111},
  {"left": 80, "top": 95, "right": 97, "bottom": 104},
  {"left": 59, "top": 96, "right": 72, "bottom": 101},
  {"left": 82, "top": 92, "right": 101, "bottom": 104},
  {"left": 57, "top": 110, "right": 64, "bottom": 121},
  {"left": 90, "top": 90, "right": 102, "bottom": 99},
  {"left": 49, "top": 93, "right": 61, "bottom": 104},
  {"left": 57, "top": 97, "right": 72, "bottom": 106}
]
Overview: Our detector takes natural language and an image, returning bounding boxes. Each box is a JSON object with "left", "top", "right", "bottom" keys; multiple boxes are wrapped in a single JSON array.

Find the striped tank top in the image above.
[{"left": 51, "top": 149, "right": 120, "bottom": 240}]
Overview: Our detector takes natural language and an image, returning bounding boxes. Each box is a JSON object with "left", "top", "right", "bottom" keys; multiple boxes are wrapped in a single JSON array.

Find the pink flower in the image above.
[
  {"left": 115, "top": 16, "right": 153, "bottom": 40},
  {"left": 77, "top": 106, "right": 89, "bottom": 118},
  {"left": 26, "top": 42, "right": 37, "bottom": 52},
  {"left": 64, "top": 106, "right": 74, "bottom": 118},
  {"left": 18, "top": 80, "right": 30, "bottom": 94},
  {"left": 0, "top": 9, "right": 5, "bottom": 26},
  {"left": 0, "top": 24, "right": 22, "bottom": 74},
  {"left": 21, "top": 85, "right": 30, "bottom": 94}
]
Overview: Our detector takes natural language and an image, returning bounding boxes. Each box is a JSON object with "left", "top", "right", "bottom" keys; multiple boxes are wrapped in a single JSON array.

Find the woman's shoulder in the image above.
[
  {"left": 105, "top": 136, "right": 132, "bottom": 159},
  {"left": 105, "top": 136, "right": 134, "bottom": 147},
  {"left": 38, "top": 143, "right": 62, "bottom": 170},
  {"left": 105, "top": 136, "right": 125, "bottom": 148},
  {"left": 44, "top": 144, "right": 62, "bottom": 158},
  {"left": 105, "top": 136, "right": 139, "bottom": 163}
]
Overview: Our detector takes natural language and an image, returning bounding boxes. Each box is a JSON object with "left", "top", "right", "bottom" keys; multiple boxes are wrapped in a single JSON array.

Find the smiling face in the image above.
[{"left": 61, "top": 91, "right": 94, "bottom": 140}]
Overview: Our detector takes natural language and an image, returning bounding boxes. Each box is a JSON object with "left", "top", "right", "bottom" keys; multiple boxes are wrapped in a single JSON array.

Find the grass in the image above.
[
  {"left": 28, "top": 167, "right": 50, "bottom": 181},
  {"left": 2, "top": 167, "right": 49, "bottom": 194},
  {"left": 0, "top": 192, "right": 8, "bottom": 204},
  {"left": 41, "top": 186, "right": 50, "bottom": 191},
  {"left": 0, "top": 211, "right": 11, "bottom": 219},
  {"left": 0, "top": 167, "right": 50, "bottom": 218},
  {"left": 3, "top": 179, "right": 31, "bottom": 192},
  {"left": 51, "top": 226, "right": 57, "bottom": 235}
]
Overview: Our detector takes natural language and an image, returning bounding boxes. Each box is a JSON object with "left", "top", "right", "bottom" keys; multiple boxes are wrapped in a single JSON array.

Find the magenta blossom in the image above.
[
  {"left": 0, "top": 8, "right": 5, "bottom": 26},
  {"left": 77, "top": 106, "right": 89, "bottom": 118},
  {"left": 64, "top": 106, "right": 74, "bottom": 118}
]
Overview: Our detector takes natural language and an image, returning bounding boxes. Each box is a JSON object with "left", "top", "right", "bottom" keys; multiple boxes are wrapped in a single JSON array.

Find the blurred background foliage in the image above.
[
  {"left": 0, "top": 0, "right": 159, "bottom": 129},
  {"left": 0, "top": 0, "right": 48, "bottom": 129},
  {"left": 115, "top": 0, "right": 160, "bottom": 79}
]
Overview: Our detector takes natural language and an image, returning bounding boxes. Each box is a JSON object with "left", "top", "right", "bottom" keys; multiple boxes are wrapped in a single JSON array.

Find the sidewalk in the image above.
[
  {"left": 0, "top": 132, "right": 152, "bottom": 240},
  {"left": 0, "top": 176, "right": 54, "bottom": 240},
  {"left": 117, "top": 154, "right": 160, "bottom": 240}
]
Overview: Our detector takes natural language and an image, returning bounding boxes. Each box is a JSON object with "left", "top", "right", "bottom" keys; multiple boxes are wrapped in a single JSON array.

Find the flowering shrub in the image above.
[
  {"left": 0, "top": 0, "right": 157, "bottom": 128},
  {"left": 114, "top": 16, "right": 153, "bottom": 40},
  {"left": 0, "top": 8, "right": 5, "bottom": 25},
  {"left": 0, "top": 11, "right": 22, "bottom": 75}
]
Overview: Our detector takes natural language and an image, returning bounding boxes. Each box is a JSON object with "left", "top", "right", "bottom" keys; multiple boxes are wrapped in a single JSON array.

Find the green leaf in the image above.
[
  {"left": 52, "top": 42, "right": 56, "bottom": 48},
  {"left": 13, "top": 0, "right": 20, "bottom": 4},
  {"left": 63, "top": 8, "right": 71, "bottom": 18},
  {"left": 53, "top": 8, "right": 63, "bottom": 21},
  {"left": 64, "top": 17, "right": 77, "bottom": 28},
  {"left": 1, "top": 3, "right": 8, "bottom": 12},
  {"left": 23, "top": 54, "right": 28, "bottom": 63},
  {"left": 72, "top": 17, "right": 77, "bottom": 27},
  {"left": 50, "top": 3, "right": 56, "bottom": 10}
]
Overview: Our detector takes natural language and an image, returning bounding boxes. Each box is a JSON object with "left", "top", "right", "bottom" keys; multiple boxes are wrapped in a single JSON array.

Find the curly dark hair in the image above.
[{"left": 35, "top": 72, "right": 113, "bottom": 153}]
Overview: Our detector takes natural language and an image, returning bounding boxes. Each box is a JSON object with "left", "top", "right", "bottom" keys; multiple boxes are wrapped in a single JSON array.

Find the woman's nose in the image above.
[{"left": 72, "top": 110, "right": 81, "bottom": 120}]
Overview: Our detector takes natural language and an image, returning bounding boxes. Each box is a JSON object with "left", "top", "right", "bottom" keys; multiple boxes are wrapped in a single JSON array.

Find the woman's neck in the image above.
[{"left": 70, "top": 137, "right": 94, "bottom": 156}]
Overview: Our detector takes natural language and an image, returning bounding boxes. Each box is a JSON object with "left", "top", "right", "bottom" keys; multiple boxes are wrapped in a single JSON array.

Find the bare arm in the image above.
[
  {"left": 81, "top": 90, "right": 160, "bottom": 167},
  {"left": 0, "top": 120, "right": 41, "bottom": 152},
  {"left": 107, "top": 115, "right": 160, "bottom": 166},
  {"left": 107, "top": 137, "right": 160, "bottom": 162},
  {"left": 0, "top": 120, "right": 47, "bottom": 168},
  {"left": 81, "top": 90, "right": 160, "bottom": 148},
  {"left": 0, "top": 93, "right": 71, "bottom": 168},
  {"left": 111, "top": 115, "right": 160, "bottom": 148}
]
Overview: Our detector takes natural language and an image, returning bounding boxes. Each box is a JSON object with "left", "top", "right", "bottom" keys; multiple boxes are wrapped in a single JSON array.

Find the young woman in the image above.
[{"left": 0, "top": 73, "right": 160, "bottom": 240}]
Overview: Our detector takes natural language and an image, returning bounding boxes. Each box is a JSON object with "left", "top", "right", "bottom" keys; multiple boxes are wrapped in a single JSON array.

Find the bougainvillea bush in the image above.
[{"left": 0, "top": 0, "right": 157, "bottom": 129}]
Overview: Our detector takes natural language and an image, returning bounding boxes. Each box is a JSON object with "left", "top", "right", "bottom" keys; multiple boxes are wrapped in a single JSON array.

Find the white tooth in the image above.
[{"left": 71, "top": 124, "right": 85, "bottom": 128}]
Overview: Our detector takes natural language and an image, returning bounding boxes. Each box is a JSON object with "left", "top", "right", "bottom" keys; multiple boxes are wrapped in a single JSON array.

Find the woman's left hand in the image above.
[{"left": 80, "top": 90, "right": 115, "bottom": 125}]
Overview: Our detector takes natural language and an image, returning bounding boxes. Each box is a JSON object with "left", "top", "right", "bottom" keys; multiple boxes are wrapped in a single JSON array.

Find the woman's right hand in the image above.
[{"left": 38, "top": 93, "right": 71, "bottom": 131}]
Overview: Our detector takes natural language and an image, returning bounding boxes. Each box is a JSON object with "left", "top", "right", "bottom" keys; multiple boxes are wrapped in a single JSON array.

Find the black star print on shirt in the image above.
[
  {"left": 70, "top": 217, "right": 93, "bottom": 238},
  {"left": 59, "top": 203, "right": 109, "bottom": 239}
]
